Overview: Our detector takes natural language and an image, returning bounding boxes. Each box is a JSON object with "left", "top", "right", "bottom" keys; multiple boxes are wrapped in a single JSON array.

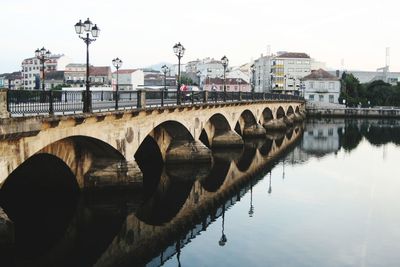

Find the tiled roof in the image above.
[
  {"left": 303, "top": 69, "right": 339, "bottom": 81},
  {"left": 90, "top": 66, "right": 111, "bottom": 76},
  {"left": 205, "top": 77, "right": 249, "bottom": 85},
  {"left": 113, "top": 69, "right": 138, "bottom": 74},
  {"left": 276, "top": 52, "right": 310, "bottom": 59}
]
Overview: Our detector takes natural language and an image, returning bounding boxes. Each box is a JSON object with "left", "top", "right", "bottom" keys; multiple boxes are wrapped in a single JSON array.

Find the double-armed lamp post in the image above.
[
  {"left": 112, "top": 57, "right": 123, "bottom": 110},
  {"left": 173, "top": 42, "right": 185, "bottom": 105},
  {"left": 221, "top": 55, "right": 229, "bottom": 101},
  {"left": 161, "top": 64, "right": 169, "bottom": 91},
  {"left": 74, "top": 18, "right": 100, "bottom": 113},
  {"left": 35, "top": 47, "right": 51, "bottom": 91}
]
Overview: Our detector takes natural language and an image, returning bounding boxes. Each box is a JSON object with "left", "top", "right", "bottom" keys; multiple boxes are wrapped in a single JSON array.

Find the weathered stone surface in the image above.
[
  {"left": 0, "top": 208, "right": 14, "bottom": 247},
  {"left": 283, "top": 114, "right": 295, "bottom": 126},
  {"left": 243, "top": 124, "right": 266, "bottom": 138},
  {"left": 263, "top": 118, "right": 287, "bottom": 130},
  {"left": 212, "top": 130, "right": 244, "bottom": 148},
  {"left": 166, "top": 140, "right": 212, "bottom": 163},
  {"left": 0, "top": 89, "right": 10, "bottom": 119}
]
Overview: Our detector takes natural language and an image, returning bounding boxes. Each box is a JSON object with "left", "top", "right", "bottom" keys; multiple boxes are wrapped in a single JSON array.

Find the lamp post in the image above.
[
  {"left": 112, "top": 57, "right": 122, "bottom": 110},
  {"left": 75, "top": 18, "right": 100, "bottom": 113},
  {"left": 35, "top": 47, "right": 51, "bottom": 91},
  {"left": 250, "top": 64, "right": 256, "bottom": 93},
  {"left": 221, "top": 56, "right": 229, "bottom": 101},
  {"left": 173, "top": 42, "right": 185, "bottom": 105},
  {"left": 161, "top": 64, "right": 169, "bottom": 92}
]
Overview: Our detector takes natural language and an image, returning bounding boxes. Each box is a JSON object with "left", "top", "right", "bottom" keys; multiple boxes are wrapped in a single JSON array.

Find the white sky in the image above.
[{"left": 1, "top": 0, "right": 399, "bottom": 73}]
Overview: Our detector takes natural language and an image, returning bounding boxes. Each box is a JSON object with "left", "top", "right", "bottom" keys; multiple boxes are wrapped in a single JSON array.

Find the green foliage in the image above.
[
  {"left": 341, "top": 73, "right": 400, "bottom": 107},
  {"left": 179, "top": 75, "right": 193, "bottom": 85},
  {"left": 51, "top": 84, "right": 71, "bottom": 91}
]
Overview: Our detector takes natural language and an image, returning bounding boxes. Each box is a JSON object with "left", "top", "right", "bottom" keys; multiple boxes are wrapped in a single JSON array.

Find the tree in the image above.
[{"left": 179, "top": 75, "right": 193, "bottom": 85}]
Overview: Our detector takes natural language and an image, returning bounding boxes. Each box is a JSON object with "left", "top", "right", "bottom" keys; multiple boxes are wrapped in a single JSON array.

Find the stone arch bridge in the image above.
[{"left": 0, "top": 100, "right": 305, "bottom": 188}]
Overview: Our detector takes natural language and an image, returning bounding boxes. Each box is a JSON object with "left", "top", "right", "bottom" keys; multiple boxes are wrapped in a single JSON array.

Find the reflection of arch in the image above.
[
  {"left": 287, "top": 106, "right": 294, "bottom": 116},
  {"left": 135, "top": 170, "right": 194, "bottom": 226},
  {"left": 286, "top": 129, "right": 294, "bottom": 140},
  {"left": 235, "top": 144, "right": 257, "bottom": 172},
  {"left": 200, "top": 158, "right": 230, "bottom": 192},
  {"left": 259, "top": 138, "right": 273, "bottom": 156},
  {"left": 276, "top": 107, "right": 285, "bottom": 119},
  {"left": 275, "top": 136, "right": 284, "bottom": 147},
  {"left": 235, "top": 110, "right": 258, "bottom": 136},
  {"left": 0, "top": 153, "right": 79, "bottom": 221}
]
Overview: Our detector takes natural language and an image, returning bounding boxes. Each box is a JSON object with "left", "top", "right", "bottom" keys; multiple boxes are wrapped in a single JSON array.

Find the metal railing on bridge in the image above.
[{"left": 6, "top": 89, "right": 304, "bottom": 116}]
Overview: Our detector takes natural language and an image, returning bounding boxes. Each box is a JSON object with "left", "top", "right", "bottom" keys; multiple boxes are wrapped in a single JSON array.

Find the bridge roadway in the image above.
[{"left": 0, "top": 96, "right": 305, "bottom": 188}]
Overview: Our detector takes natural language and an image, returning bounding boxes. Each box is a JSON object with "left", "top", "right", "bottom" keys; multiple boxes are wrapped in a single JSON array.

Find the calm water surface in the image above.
[{"left": 1, "top": 119, "right": 400, "bottom": 267}]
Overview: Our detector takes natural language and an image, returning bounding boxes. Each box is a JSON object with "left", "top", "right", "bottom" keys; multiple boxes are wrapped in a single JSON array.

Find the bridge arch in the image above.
[
  {"left": 234, "top": 110, "right": 258, "bottom": 136},
  {"left": 276, "top": 106, "right": 285, "bottom": 119},
  {"left": 200, "top": 113, "right": 242, "bottom": 148},
  {"left": 287, "top": 106, "right": 295, "bottom": 116},
  {"left": 261, "top": 107, "right": 274, "bottom": 124}
]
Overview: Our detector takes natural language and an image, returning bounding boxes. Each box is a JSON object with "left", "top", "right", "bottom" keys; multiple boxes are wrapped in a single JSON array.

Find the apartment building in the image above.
[
  {"left": 271, "top": 52, "right": 311, "bottom": 95},
  {"left": 21, "top": 54, "right": 70, "bottom": 90}
]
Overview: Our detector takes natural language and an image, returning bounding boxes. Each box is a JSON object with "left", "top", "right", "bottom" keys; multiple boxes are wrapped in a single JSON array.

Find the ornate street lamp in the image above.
[
  {"left": 161, "top": 64, "right": 169, "bottom": 92},
  {"left": 173, "top": 42, "right": 185, "bottom": 105},
  {"left": 35, "top": 47, "right": 51, "bottom": 91},
  {"left": 112, "top": 57, "right": 123, "bottom": 110},
  {"left": 221, "top": 55, "right": 229, "bottom": 101},
  {"left": 250, "top": 64, "right": 256, "bottom": 93},
  {"left": 75, "top": 18, "right": 100, "bottom": 112}
]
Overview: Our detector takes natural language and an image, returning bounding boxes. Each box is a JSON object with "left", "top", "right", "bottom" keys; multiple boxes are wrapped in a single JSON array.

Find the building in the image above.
[
  {"left": 89, "top": 66, "right": 112, "bottom": 87},
  {"left": 203, "top": 78, "right": 250, "bottom": 92},
  {"left": 44, "top": 71, "right": 65, "bottom": 90},
  {"left": 21, "top": 54, "right": 70, "bottom": 90},
  {"left": 143, "top": 72, "right": 176, "bottom": 88},
  {"left": 271, "top": 52, "right": 311, "bottom": 94},
  {"left": 64, "top": 63, "right": 87, "bottom": 86},
  {"left": 184, "top": 58, "right": 225, "bottom": 88},
  {"left": 112, "top": 69, "right": 144, "bottom": 91},
  {"left": 253, "top": 54, "right": 272, "bottom": 93},
  {"left": 226, "top": 69, "right": 250, "bottom": 84},
  {"left": 0, "top": 72, "right": 22, "bottom": 90},
  {"left": 303, "top": 69, "right": 341, "bottom": 104}
]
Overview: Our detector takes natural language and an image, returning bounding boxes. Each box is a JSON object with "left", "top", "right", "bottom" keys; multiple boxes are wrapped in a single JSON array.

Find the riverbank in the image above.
[{"left": 307, "top": 106, "right": 400, "bottom": 118}]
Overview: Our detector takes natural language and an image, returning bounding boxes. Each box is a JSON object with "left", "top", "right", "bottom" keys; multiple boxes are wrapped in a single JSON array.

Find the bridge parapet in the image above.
[{"left": 0, "top": 89, "right": 10, "bottom": 119}]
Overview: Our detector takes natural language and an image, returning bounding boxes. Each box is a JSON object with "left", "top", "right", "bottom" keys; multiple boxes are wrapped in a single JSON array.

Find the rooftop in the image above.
[
  {"left": 303, "top": 69, "right": 339, "bottom": 81},
  {"left": 276, "top": 52, "right": 310, "bottom": 59},
  {"left": 90, "top": 66, "right": 111, "bottom": 76}
]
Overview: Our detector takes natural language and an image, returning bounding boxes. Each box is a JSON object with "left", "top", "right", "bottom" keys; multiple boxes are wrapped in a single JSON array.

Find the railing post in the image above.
[
  {"left": 239, "top": 91, "right": 242, "bottom": 101},
  {"left": 49, "top": 90, "right": 54, "bottom": 115},
  {"left": 137, "top": 89, "right": 146, "bottom": 108},
  {"left": 0, "top": 89, "right": 10, "bottom": 118},
  {"left": 161, "top": 90, "right": 164, "bottom": 107},
  {"left": 203, "top": 91, "right": 208, "bottom": 103},
  {"left": 101, "top": 91, "right": 104, "bottom": 101}
]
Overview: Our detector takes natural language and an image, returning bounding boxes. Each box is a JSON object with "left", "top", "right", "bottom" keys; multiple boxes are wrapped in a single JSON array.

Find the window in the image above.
[
  {"left": 328, "top": 128, "right": 334, "bottom": 136},
  {"left": 234, "top": 86, "right": 238, "bottom": 91},
  {"left": 318, "top": 130, "right": 323, "bottom": 136},
  {"left": 319, "top": 95, "right": 324, "bottom": 101},
  {"left": 308, "top": 130, "right": 314, "bottom": 136},
  {"left": 329, "top": 95, "right": 334, "bottom": 103},
  {"left": 310, "top": 82, "right": 314, "bottom": 89},
  {"left": 309, "top": 94, "right": 314, "bottom": 100},
  {"left": 319, "top": 82, "right": 325, "bottom": 89},
  {"left": 329, "top": 82, "right": 334, "bottom": 89}
]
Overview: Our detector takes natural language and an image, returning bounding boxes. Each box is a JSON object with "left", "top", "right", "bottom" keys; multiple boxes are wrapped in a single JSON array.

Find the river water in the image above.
[{"left": 1, "top": 118, "right": 400, "bottom": 267}]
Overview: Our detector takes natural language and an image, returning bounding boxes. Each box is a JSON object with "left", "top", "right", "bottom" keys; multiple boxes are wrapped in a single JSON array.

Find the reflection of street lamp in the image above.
[
  {"left": 250, "top": 64, "right": 256, "bottom": 93},
  {"left": 173, "top": 42, "right": 185, "bottom": 105},
  {"left": 219, "top": 204, "right": 227, "bottom": 246},
  {"left": 249, "top": 182, "right": 254, "bottom": 217},
  {"left": 112, "top": 57, "right": 123, "bottom": 110},
  {"left": 75, "top": 18, "right": 100, "bottom": 113},
  {"left": 268, "top": 171, "right": 272, "bottom": 194},
  {"left": 35, "top": 47, "right": 51, "bottom": 91},
  {"left": 221, "top": 55, "right": 229, "bottom": 101}
]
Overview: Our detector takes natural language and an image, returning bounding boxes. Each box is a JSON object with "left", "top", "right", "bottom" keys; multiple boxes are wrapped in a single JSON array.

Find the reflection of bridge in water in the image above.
[
  {"left": 0, "top": 120, "right": 304, "bottom": 266},
  {"left": 94, "top": 126, "right": 304, "bottom": 267}
]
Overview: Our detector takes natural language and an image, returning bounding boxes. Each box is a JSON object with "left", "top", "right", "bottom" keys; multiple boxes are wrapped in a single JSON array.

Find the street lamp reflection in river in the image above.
[{"left": 219, "top": 204, "right": 227, "bottom": 246}]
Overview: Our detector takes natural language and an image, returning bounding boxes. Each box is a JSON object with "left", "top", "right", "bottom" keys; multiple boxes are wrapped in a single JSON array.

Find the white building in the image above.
[
  {"left": 112, "top": 69, "right": 144, "bottom": 91},
  {"left": 21, "top": 54, "right": 71, "bottom": 90},
  {"left": 226, "top": 68, "right": 250, "bottom": 83},
  {"left": 303, "top": 69, "right": 341, "bottom": 104},
  {"left": 271, "top": 52, "right": 311, "bottom": 94},
  {"left": 253, "top": 54, "right": 272, "bottom": 92}
]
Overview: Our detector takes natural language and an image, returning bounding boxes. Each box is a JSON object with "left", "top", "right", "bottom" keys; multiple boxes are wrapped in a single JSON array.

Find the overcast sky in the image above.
[{"left": 1, "top": 0, "right": 399, "bottom": 73}]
